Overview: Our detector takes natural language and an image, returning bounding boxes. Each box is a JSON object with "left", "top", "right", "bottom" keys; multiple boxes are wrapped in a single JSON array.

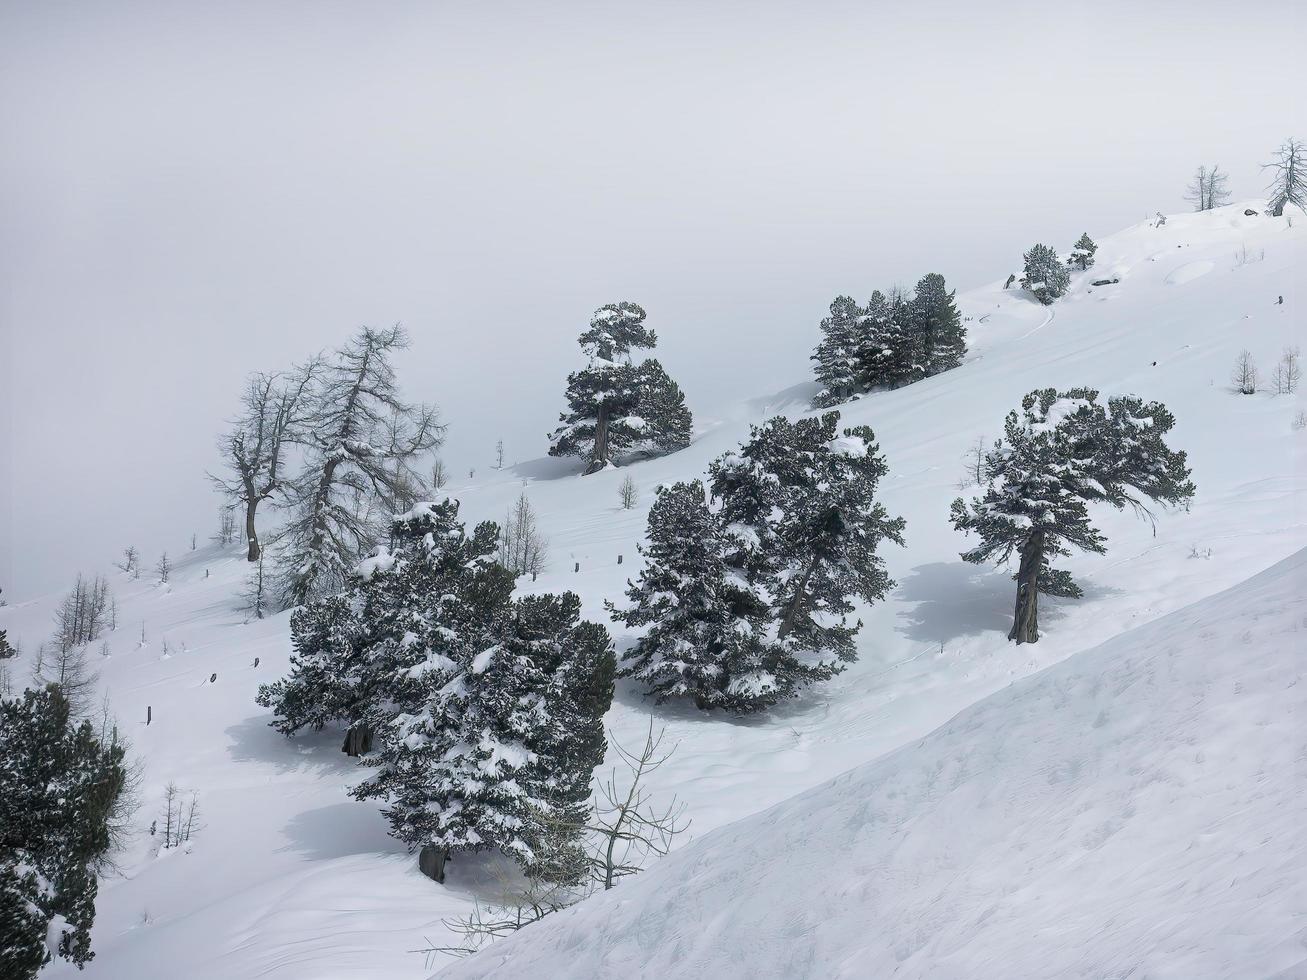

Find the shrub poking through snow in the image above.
[
  {"left": 549, "top": 302, "right": 692, "bottom": 474},
  {"left": 950, "top": 388, "right": 1195, "bottom": 644}
]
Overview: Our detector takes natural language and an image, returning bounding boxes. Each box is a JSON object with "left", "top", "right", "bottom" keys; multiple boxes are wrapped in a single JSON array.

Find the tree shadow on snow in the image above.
[
  {"left": 896, "top": 561, "right": 1124, "bottom": 646},
  {"left": 277, "top": 801, "right": 407, "bottom": 861},
  {"left": 225, "top": 713, "right": 361, "bottom": 777},
  {"left": 894, "top": 561, "right": 1018, "bottom": 646}
]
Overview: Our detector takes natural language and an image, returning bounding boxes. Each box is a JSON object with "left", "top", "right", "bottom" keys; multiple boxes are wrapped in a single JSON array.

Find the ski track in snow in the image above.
[{"left": 0, "top": 200, "right": 1301, "bottom": 979}]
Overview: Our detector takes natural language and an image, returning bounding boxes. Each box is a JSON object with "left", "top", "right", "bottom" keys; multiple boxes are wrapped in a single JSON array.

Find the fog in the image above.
[{"left": 2, "top": 0, "right": 1302, "bottom": 599}]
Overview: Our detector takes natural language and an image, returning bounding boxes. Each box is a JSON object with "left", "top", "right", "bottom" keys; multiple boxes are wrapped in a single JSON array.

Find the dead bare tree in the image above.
[
  {"left": 33, "top": 641, "right": 100, "bottom": 717},
  {"left": 277, "top": 326, "right": 445, "bottom": 605},
  {"left": 959, "top": 435, "right": 989, "bottom": 488},
  {"left": 114, "top": 546, "right": 140, "bottom": 575},
  {"left": 498, "top": 492, "right": 548, "bottom": 577},
  {"left": 211, "top": 363, "right": 319, "bottom": 562},
  {"left": 1183, "top": 164, "right": 1231, "bottom": 211},
  {"left": 155, "top": 552, "right": 172, "bottom": 584},
  {"left": 1264, "top": 137, "right": 1307, "bottom": 217},
  {"left": 589, "top": 719, "right": 689, "bottom": 891},
  {"left": 431, "top": 457, "right": 449, "bottom": 492},
  {"left": 495, "top": 439, "right": 505, "bottom": 470},
  {"left": 213, "top": 506, "right": 238, "bottom": 547},
  {"left": 52, "top": 574, "right": 112, "bottom": 651},
  {"left": 1272, "top": 346, "right": 1301, "bottom": 395},
  {"left": 618, "top": 473, "right": 638, "bottom": 510},
  {"left": 1232, "top": 349, "right": 1258, "bottom": 394}
]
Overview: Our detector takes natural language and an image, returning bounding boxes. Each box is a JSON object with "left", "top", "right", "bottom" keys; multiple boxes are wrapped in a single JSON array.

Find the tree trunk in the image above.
[
  {"left": 418, "top": 844, "right": 450, "bottom": 883},
  {"left": 1008, "top": 531, "right": 1044, "bottom": 644},
  {"left": 341, "top": 723, "right": 372, "bottom": 757},
  {"left": 245, "top": 498, "right": 261, "bottom": 561},
  {"left": 776, "top": 557, "right": 819, "bottom": 641},
  {"left": 585, "top": 403, "right": 610, "bottom": 475}
]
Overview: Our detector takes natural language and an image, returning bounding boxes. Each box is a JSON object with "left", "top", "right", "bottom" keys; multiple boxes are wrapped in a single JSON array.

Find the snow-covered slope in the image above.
[
  {"left": 445, "top": 547, "right": 1307, "bottom": 980},
  {"left": 1, "top": 201, "right": 1301, "bottom": 979}
]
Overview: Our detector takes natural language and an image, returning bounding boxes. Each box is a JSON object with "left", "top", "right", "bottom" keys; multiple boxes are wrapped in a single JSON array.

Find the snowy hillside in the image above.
[
  {"left": 2, "top": 201, "right": 1302, "bottom": 979},
  {"left": 444, "top": 548, "right": 1307, "bottom": 980}
]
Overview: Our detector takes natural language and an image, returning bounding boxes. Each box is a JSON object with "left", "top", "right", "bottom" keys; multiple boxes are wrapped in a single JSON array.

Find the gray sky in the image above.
[{"left": 2, "top": 0, "right": 1303, "bottom": 599}]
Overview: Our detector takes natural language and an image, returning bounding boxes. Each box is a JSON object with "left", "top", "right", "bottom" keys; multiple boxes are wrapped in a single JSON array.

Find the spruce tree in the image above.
[
  {"left": 908, "top": 273, "right": 966, "bottom": 375},
  {"left": 609, "top": 481, "right": 769, "bottom": 709},
  {"left": 550, "top": 303, "right": 692, "bottom": 473},
  {"left": 1020, "top": 243, "right": 1071, "bottom": 304},
  {"left": 0, "top": 629, "right": 13, "bottom": 660},
  {"left": 812, "top": 295, "right": 866, "bottom": 407},
  {"left": 950, "top": 388, "right": 1195, "bottom": 644},
  {"left": 1069, "top": 233, "right": 1097, "bottom": 270},
  {"left": 0, "top": 686, "right": 126, "bottom": 979}
]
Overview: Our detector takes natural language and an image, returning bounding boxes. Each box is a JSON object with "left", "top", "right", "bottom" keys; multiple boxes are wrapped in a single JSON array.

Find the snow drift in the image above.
[{"left": 446, "top": 548, "right": 1307, "bottom": 980}]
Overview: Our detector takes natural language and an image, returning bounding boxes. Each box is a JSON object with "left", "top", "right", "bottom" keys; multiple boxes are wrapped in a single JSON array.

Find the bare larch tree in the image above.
[
  {"left": 1264, "top": 137, "right": 1307, "bottom": 217},
  {"left": 278, "top": 326, "right": 444, "bottom": 605},
  {"left": 211, "top": 364, "right": 318, "bottom": 561},
  {"left": 1183, "top": 164, "right": 1231, "bottom": 211}
]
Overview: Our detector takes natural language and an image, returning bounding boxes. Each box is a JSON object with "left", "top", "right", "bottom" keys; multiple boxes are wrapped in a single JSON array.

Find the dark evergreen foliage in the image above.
[
  {"left": 1020, "top": 243, "right": 1071, "bottom": 304},
  {"left": 609, "top": 481, "right": 768, "bottom": 709},
  {"left": 950, "top": 388, "right": 1195, "bottom": 644},
  {"left": 549, "top": 303, "right": 693, "bottom": 473},
  {"left": 1070, "top": 233, "right": 1097, "bottom": 270},
  {"left": 1, "top": 686, "right": 126, "bottom": 979},
  {"left": 908, "top": 273, "right": 967, "bottom": 377},
  {"left": 812, "top": 276, "right": 966, "bottom": 407},
  {"left": 614, "top": 412, "right": 903, "bottom": 712},
  {"left": 259, "top": 498, "right": 615, "bottom": 882}
]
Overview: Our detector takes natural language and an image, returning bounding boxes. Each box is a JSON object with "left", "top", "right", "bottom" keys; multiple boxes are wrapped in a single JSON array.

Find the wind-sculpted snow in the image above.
[{"left": 444, "top": 549, "right": 1307, "bottom": 979}]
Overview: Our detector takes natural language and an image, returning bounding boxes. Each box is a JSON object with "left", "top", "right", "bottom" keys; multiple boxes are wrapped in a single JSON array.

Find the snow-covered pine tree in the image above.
[
  {"left": 950, "top": 388, "right": 1195, "bottom": 644},
  {"left": 275, "top": 326, "right": 444, "bottom": 606},
  {"left": 908, "top": 273, "right": 966, "bottom": 376},
  {"left": 1069, "top": 233, "right": 1097, "bottom": 270},
  {"left": 551, "top": 303, "right": 691, "bottom": 473},
  {"left": 609, "top": 481, "right": 769, "bottom": 709},
  {"left": 500, "top": 592, "right": 615, "bottom": 881},
  {"left": 257, "top": 499, "right": 505, "bottom": 757},
  {"left": 354, "top": 589, "right": 613, "bottom": 884},
  {"left": 634, "top": 359, "right": 694, "bottom": 455},
  {"left": 856, "top": 288, "right": 918, "bottom": 390},
  {"left": 812, "top": 295, "right": 866, "bottom": 407},
  {"left": 1020, "top": 243, "right": 1070, "bottom": 304},
  {"left": 0, "top": 685, "right": 127, "bottom": 979},
  {"left": 709, "top": 412, "right": 905, "bottom": 707},
  {"left": 0, "top": 629, "right": 13, "bottom": 660}
]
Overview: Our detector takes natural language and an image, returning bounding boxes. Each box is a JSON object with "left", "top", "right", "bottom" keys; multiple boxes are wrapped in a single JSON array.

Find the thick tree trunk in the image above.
[
  {"left": 245, "top": 498, "right": 261, "bottom": 561},
  {"left": 341, "top": 723, "right": 372, "bottom": 757},
  {"left": 418, "top": 844, "right": 450, "bottom": 883},
  {"left": 586, "top": 403, "right": 610, "bottom": 475},
  {"left": 1008, "top": 531, "right": 1044, "bottom": 644}
]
